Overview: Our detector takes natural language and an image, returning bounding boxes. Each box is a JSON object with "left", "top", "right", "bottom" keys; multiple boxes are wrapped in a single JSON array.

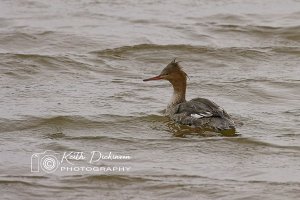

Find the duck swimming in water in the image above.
[{"left": 143, "top": 59, "right": 235, "bottom": 133}]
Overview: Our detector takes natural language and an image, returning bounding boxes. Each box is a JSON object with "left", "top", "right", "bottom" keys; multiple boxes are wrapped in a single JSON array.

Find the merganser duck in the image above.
[{"left": 143, "top": 59, "right": 236, "bottom": 133}]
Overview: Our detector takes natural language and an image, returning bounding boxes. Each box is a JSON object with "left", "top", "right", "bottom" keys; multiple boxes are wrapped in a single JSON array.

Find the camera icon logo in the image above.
[{"left": 31, "top": 150, "right": 60, "bottom": 173}]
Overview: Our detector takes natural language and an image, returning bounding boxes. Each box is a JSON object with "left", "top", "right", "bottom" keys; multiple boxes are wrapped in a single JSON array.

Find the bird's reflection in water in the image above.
[{"left": 164, "top": 120, "right": 238, "bottom": 138}]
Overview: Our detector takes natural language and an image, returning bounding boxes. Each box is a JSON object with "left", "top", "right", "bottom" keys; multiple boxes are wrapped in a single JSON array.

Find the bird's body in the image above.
[
  {"left": 143, "top": 59, "right": 235, "bottom": 133},
  {"left": 166, "top": 98, "right": 235, "bottom": 132}
]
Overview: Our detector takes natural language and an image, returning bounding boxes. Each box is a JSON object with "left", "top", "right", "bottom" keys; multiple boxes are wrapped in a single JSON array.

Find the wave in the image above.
[
  {"left": 225, "top": 137, "right": 300, "bottom": 151},
  {"left": 2, "top": 42, "right": 298, "bottom": 78},
  {"left": 89, "top": 43, "right": 276, "bottom": 61},
  {"left": 0, "top": 115, "right": 99, "bottom": 133},
  {"left": 0, "top": 52, "right": 100, "bottom": 78},
  {"left": 0, "top": 114, "right": 165, "bottom": 133},
  {"left": 90, "top": 43, "right": 300, "bottom": 60},
  {"left": 66, "top": 135, "right": 141, "bottom": 145},
  {"left": 70, "top": 174, "right": 152, "bottom": 183},
  {"left": 90, "top": 43, "right": 263, "bottom": 54},
  {"left": 211, "top": 24, "right": 300, "bottom": 41}
]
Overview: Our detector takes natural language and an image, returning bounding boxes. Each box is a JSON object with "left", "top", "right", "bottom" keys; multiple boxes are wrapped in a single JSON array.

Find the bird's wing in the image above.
[
  {"left": 168, "top": 98, "right": 235, "bottom": 131},
  {"left": 174, "top": 98, "right": 230, "bottom": 119}
]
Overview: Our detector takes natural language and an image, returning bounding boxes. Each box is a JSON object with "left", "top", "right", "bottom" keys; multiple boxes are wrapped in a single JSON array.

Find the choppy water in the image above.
[{"left": 0, "top": 0, "right": 300, "bottom": 199}]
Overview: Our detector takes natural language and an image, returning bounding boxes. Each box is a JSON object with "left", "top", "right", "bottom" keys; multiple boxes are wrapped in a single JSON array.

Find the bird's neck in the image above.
[{"left": 168, "top": 78, "right": 186, "bottom": 108}]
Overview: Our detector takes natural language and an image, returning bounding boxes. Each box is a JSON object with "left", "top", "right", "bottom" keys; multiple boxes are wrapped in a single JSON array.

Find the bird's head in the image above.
[{"left": 143, "top": 59, "right": 188, "bottom": 83}]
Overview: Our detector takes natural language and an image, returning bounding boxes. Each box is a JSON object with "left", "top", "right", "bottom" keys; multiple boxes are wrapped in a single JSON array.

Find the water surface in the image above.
[{"left": 0, "top": 0, "right": 300, "bottom": 199}]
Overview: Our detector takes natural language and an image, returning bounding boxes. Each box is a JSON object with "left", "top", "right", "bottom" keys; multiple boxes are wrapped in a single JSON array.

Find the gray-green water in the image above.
[{"left": 0, "top": 0, "right": 300, "bottom": 199}]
